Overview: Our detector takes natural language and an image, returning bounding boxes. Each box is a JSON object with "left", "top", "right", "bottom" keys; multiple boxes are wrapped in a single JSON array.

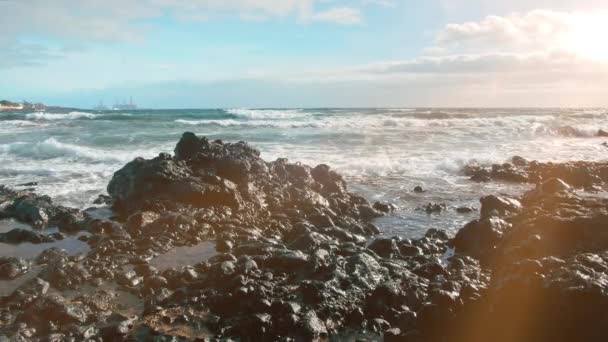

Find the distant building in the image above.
[
  {"left": 112, "top": 97, "right": 138, "bottom": 110},
  {"left": 93, "top": 101, "right": 109, "bottom": 111}
]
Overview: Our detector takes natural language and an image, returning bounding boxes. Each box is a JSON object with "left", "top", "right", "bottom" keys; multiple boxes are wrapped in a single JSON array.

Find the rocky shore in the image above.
[{"left": 0, "top": 132, "right": 607, "bottom": 341}]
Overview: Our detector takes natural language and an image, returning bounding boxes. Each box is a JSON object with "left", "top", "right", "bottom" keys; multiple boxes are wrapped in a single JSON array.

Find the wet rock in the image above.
[
  {"left": 358, "top": 204, "right": 382, "bottom": 219},
  {"left": 480, "top": 195, "right": 521, "bottom": 218},
  {"left": 464, "top": 158, "right": 608, "bottom": 189},
  {"left": 266, "top": 249, "right": 309, "bottom": 273},
  {"left": 10, "top": 196, "right": 51, "bottom": 227},
  {"left": 0, "top": 228, "right": 53, "bottom": 244},
  {"left": 597, "top": 129, "right": 608, "bottom": 137},
  {"left": 456, "top": 206, "right": 476, "bottom": 214},
  {"left": 414, "top": 186, "right": 424, "bottom": 193},
  {"left": 0, "top": 257, "right": 30, "bottom": 280},
  {"left": 365, "top": 281, "right": 407, "bottom": 317},
  {"left": 93, "top": 194, "right": 113, "bottom": 205},
  {"left": 10, "top": 278, "right": 49, "bottom": 301},
  {"left": 100, "top": 313, "right": 135, "bottom": 340},
  {"left": 511, "top": 156, "right": 527, "bottom": 166},
  {"left": 368, "top": 238, "right": 400, "bottom": 259},
  {"left": 373, "top": 201, "right": 395, "bottom": 214},
  {"left": 523, "top": 178, "right": 571, "bottom": 204},
  {"left": 300, "top": 310, "right": 328, "bottom": 340},
  {"left": 116, "top": 270, "right": 139, "bottom": 286},
  {"left": 452, "top": 217, "right": 511, "bottom": 262},
  {"left": 384, "top": 328, "right": 403, "bottom": 341},
  {"left": 398, "top": 242, "right": 423, "bottom": 257},
  {"left": 16, "top": 182, "right": 38, "bottom": 187},
  {"left": 345, "top": 253, "right": 388, "bottom": 290},
  {"left": 420, "top": 203, "right": 446, "bottom": 214}
]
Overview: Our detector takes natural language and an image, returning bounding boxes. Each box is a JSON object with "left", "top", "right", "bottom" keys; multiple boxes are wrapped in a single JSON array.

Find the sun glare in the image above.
[{"left": 561, "top": 13, "right": 608, "bottom": 61}]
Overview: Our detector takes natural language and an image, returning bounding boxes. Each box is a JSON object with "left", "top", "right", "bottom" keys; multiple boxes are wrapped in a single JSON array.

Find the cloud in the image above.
[
  {"left": 433, "top": 9, "right": 608, "bottom": 61},
  {"left": 436, "top": 10, "right": 573, "bottom": 52},
  {"left": 324, "top": 9, "right": 608, "bottom": 106},
  {"left": 0, "top": 0, "right": 368, "bottom": 45},
  {"left": 0, "top": 41, "right": 65, "bottom": 68},
  {"left": 309, "top": 7, "right": 363, "bottom": 25},
  {"left": 367, "top": 51, "right": 603, "bottom": 74}
]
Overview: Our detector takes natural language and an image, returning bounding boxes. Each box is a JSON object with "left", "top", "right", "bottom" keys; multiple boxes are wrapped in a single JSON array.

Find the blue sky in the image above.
[{"left": 2, "top": 0, "right": 608, "bottom": 108}]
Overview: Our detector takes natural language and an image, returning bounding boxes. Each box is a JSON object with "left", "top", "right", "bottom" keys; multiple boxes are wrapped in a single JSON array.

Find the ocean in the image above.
[{"left": 0, "top": 107, "right": 606, "bottom": 237}]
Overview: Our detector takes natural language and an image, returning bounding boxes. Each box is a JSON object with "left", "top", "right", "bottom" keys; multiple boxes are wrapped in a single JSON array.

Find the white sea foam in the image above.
[
  {"left": 224, "top": 108, "right": 308, "bottom": 119},
  {"left": 175, "top": 119, "right": 322, "bottom": 128},
  {"left": 25, "top": 111, "right": 99, "bottom": 120},
  {"left": 175, "top": 112, "right": 604, "bottom": 139},
  {"left": 0, "top": 138, "right": 133, "bottom": 162}
]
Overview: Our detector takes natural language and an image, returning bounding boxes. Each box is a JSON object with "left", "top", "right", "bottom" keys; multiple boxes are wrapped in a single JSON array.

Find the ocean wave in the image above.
[
  {"left": 383, "top": 108, "right": 416, "bottom": 112},
  {"left": 176, "top": 113, "right": 607, "bottom": 140},
  {"left": 25, "top": 111, "right": 99, "bottom": 120},
  {"left": 224, "top": 108, "right": 307, "bottom": 120},
  {"left": 0, "top": 138, "right": 130, "bottom": 162},
  {"left": 0, "top": 168, "right": 55, "bottom": 177},
  {"left": 0, "top": 120, "right": 42, "bottom": 129},
  {"left": 175, "top": 119, "right": 321, "bottom": 128}
]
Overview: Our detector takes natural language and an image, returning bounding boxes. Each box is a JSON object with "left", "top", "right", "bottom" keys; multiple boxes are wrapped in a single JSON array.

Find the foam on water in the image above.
[
  {"left": 25, "top": 111, "right": 99, "bottom": 120},
  {"left": 224, "top": 108, "right": 309, "bottom": 119},
  {"left": 0, "top": 138, "right": 132, "bottom": 162},
  {"left": 1, "top": 107, "right": 607, "bottom": 236}
]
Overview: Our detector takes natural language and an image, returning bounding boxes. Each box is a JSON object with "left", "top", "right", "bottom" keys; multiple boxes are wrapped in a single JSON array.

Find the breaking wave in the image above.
[
  {"left": 0, "top": 138, "right": 131, "bottom": 162},
  {"left": 25, "top": 111, "right": 99, "bottom": 120},
  {"left": 224, "top": 108, "right": 308, "bottom": 120}
]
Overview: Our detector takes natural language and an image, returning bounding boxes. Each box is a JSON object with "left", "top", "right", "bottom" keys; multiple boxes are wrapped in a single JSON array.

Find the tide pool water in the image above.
[{"left": 0, "top": 108, "right": 606, "bottom": 237}]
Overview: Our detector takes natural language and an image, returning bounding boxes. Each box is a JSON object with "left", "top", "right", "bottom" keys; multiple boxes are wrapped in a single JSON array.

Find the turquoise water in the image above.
[{"left": 0, "top": 108, "right": 606, "bottom": 237}]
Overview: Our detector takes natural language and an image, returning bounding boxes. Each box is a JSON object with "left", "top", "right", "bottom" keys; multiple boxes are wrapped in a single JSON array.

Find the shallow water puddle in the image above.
[
  {"left": 150, "top": 241, "right": 217, "bottom": 270},
  {"left": 0, "top": 218, "right": 46, "bottom": 234},
  {"left": 0, "top": 219, "right": 91, "bottom": 259}
]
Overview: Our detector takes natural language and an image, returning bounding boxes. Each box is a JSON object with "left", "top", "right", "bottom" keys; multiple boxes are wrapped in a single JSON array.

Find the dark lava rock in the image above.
[
  {"left": 452, "top": 217, "right": 511, "bottom": 262},
  {"left": 0, "top": 228, "right": 53, "bottom": 244},
  {"left": 8, "top": 134, "right": 608, "bottom": 342},
  {"left": 480, "top": 195, "right": 521, "bottom": 218},
  {"left": 420, "top": 203, "right": 446, "bottom": 214},
  {"left": 0, "top": 257, "right": 30, "bottom": 280},
  {"left": 456, "top": 206, "right": 476, "bottom": 214},
  {"left": 464, "top": 158, "right": 608, "bottom": 189},
  {"left": 373, "top": 201, "right": 395, "bottom": 214},
  {"left": 0, "top": 187, "right": 88, "bottom": 232},
  {"left": 93, "top": 194, "right": 112, "bottom": 205},
  {"left": 368, "top": 237, "right": 400, "bottom": 259}
]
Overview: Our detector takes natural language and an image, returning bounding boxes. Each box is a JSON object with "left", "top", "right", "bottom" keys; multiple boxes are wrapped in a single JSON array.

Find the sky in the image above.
[{"left": 2, "top": 0, "right": 608, "bottom": 108}]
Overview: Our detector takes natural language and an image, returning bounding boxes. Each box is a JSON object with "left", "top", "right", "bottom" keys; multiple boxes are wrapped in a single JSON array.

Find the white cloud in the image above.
[
  {"left": 0, "top": 0, "right": 372, "bottom": 71},
  {"left": 330, "top": 9, "right": 608, "bottom": 105},
  {"left": 0, "top": 0, "right": 366, "bottom": 46},
  {"left": 367, "top": 51, "right": 601, "bottom": 74},
  {"left": 310, "top": 7, "right": 363, "bottom": 25},
  {"left": 0, "top": 42, "right": 65, "bottom": 68},
  {"left": 433, "top": 9, "right": 608, "bottom": 61}
]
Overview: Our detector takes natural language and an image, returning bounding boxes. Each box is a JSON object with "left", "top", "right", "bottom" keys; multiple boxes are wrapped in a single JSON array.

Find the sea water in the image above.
[{"left": 0, "top": 107, "right": 606, "bottom": 237}]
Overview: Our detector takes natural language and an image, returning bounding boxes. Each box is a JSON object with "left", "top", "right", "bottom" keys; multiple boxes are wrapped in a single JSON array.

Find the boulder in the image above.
[
  {"left": 0, "top": 257, "right": 30, "bottom": 280},
  {"left": 480, "top": 195, "right": 521, "bottom": 218},
  {"left": 0, "top": 228, "right": 53, "bottom": 244},
  {"left": 452, "top": 217, "right": 511, "bottom": 262}
]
